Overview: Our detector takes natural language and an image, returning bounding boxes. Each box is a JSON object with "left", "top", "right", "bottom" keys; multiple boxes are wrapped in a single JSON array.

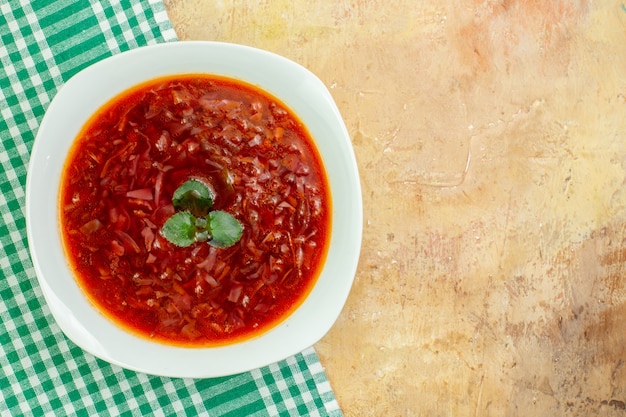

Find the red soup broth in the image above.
[{"left": 59, "top": 74, "right": 331, "bottom": 347}]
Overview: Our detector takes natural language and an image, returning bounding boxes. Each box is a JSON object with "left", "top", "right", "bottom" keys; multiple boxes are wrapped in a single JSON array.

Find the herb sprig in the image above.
[{"left": 160, "top": 180, "right": 243, "bottom": 248}]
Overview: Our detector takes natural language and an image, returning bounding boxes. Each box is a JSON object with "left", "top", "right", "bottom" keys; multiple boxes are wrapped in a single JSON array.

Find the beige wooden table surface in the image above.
[{"left": 164, "top": 1, "right": 626, "bottom": 415}]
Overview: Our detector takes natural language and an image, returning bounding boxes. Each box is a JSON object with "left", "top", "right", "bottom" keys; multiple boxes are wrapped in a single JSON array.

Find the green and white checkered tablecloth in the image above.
[{"left": 0, "top": 1, "right": 343, "bottom": 415}]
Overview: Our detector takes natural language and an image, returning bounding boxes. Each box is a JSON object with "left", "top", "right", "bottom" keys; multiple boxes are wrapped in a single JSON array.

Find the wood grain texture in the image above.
[{"left": 164, "top": 1, "right": 626, "bottom": 415}]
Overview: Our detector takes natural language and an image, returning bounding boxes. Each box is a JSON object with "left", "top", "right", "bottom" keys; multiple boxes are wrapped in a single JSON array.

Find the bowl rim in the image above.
[{"left": 25, "top": 41, "right": 362, "bottom": 378}]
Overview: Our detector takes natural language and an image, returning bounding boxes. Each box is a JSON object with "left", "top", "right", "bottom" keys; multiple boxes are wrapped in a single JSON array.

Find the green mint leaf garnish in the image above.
[
  {"left": 172, "top": 180, "right": 213, "bottom": 216},
  {"left": 195, "top": 216, "right": 207, "bottom": 229},
  {"left": 160, "top": 178, "right": 243, "bottom": 249},
  {"left": 208, "top": 211, "right": 243, "bottom": 248},
  {"left": 160, "top": 211, "right": 196, "bottom": 247},
  {"left": 195, "top": 230, "right": 210, "bottom": 242}
]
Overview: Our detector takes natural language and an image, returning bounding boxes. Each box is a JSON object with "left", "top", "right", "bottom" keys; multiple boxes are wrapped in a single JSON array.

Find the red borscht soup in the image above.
[{"left": 59, "top": 74, "right": 331, "bottom": 347}]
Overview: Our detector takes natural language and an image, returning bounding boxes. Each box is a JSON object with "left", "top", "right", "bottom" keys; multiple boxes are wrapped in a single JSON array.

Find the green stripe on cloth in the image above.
[{"left": 0, "top": 0, "right": 343, "bottom": 416}]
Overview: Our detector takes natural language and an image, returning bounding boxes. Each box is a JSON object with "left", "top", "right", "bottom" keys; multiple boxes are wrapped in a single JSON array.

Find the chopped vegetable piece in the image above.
[{"left": 126, "top": 188, "right": 153, "bottom": 200}]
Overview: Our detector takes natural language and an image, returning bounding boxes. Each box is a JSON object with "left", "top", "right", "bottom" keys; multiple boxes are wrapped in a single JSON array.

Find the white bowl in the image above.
[{"left": 25, "top": 41, "right": 362, "bottom": 378}]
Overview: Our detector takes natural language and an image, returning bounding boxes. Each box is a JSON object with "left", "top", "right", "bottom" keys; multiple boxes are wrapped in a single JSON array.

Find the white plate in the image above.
[{"left": 25, "top": 41, "right": 362, "bottom": 378}]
